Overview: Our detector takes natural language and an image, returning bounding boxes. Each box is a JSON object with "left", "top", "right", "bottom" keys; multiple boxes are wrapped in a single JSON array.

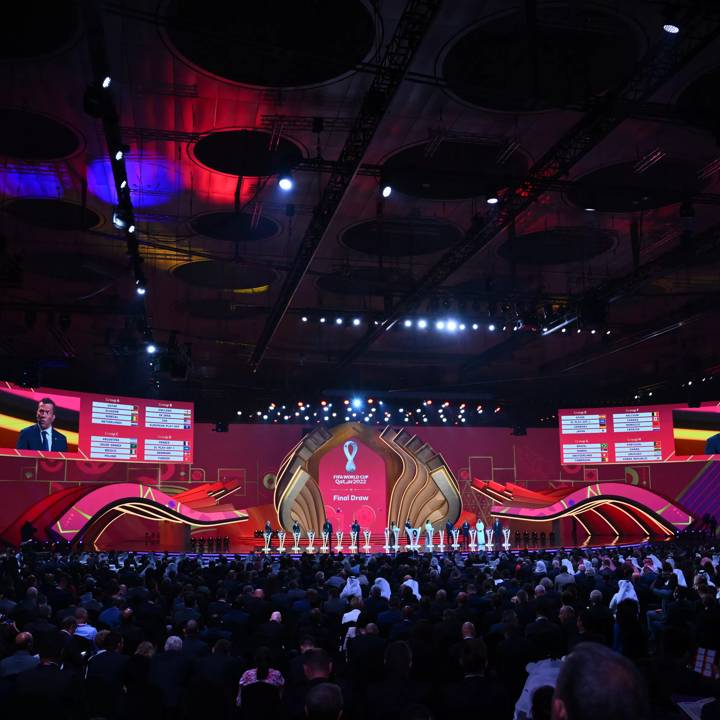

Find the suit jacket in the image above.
[
  {"left": 11, "top": 663, "right": 84, "bottom": 720},
  {"left": 16, "top": 425, "right": 68, "bottom": 451},
  {"left": 0, "top": 651, "right": 38, "bottom": 678},
  {"left": 85, "top": 650, "right": 130, "bottom": 719}
]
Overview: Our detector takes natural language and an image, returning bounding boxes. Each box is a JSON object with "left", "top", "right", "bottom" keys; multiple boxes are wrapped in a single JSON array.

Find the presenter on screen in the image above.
[
  {"left": 16, "top": 397, "right": 68, "bottom": 452},
  {"left": 705, "top": 432, "right": 720, "bottom": 454}
]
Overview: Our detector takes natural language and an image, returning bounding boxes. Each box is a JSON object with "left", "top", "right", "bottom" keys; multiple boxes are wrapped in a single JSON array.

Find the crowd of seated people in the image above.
[{"left": 1, "top": 540, "right": 720, "bottom": 720}]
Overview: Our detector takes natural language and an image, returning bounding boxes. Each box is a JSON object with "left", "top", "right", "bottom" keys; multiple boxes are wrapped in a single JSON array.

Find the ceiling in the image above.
[{"left": 1, "top": 0, "right": 720, "bottom": 423}]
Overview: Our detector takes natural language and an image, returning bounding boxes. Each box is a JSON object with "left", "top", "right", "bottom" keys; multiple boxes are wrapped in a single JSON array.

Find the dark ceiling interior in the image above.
[{"left": 1, "top": 0, "right": 720, "bottom": 424}]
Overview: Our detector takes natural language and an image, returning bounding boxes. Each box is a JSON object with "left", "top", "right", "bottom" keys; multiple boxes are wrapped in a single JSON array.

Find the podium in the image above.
[
  {"left": 277, "top": 531, "right": 286, "bottom": 553},
  {"left": 362, "top": 530, "right": 371, "bottom": 553},
  {"left": 335, "top": 531, "right": 344, "bottom": 553},
  {"left": 469, "top": 528, "right": 477, "bottom": 552},
  {"left": 262, "top": 532, "right": 272, "bottom": 554},
  {"left": 392, "top": 527, "right": 400, "bottom": 552},
  {"left": 349, "top": 531, "right": 358, "bottom": 553},
  {"left": 320, "top": 532, "right": 329, "bottom": 553},
  {"left": 292, "top": 532, "right": 302, "bottom": 553},
  {"left": 383, "top": 528, "right": 391, "bottom": 553},
  {"left": 425, "top": 527, "right": 434, "bottom": 552},
  {"left": 306, "top": 531, "right": 316, "bottom": 553},
  {"left": 502, "top": 527, "right": 511, "bottom": 550},
  {"left": 438, "top": 529, "right": 446, "bottom": 552},
  {"left": 451, "top": 528, "right": 460, "bottom": 551}
]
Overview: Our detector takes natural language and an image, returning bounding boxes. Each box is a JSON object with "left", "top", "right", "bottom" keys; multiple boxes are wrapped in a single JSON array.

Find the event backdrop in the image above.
[{"left": 0, "top": 424, "right": 715, "bottom": 544}]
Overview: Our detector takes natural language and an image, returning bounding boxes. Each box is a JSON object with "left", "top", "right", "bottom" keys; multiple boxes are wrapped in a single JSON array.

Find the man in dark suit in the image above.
[
  {"left": 16, "top": 397, "right": 68, "bottom": 451},
  {"left": 10, "top": 632, "right": 84, "bottom": 720},
  {"left": 0, "top": 632, "right": 38, "bottom": 677},
  {"left": 706, "top": 432, "right": 720, "bottom": 454},
  {"left": 85, "top": 631, "right": 130, "bottom": 720}
]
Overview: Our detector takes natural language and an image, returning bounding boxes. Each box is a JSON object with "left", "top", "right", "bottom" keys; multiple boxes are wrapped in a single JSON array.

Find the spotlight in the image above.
[
  {"left": 301, "top": 316, "right": 308, "bottom": 322},
  {"left": 590, "top": 329, "right": 596, "bottom": 335},
  {"left": 352, "top": 318, "right": 361, "bottom": 326},
  {"left": 663, "top": 19, "right": 679, "bottom": 34},
  {"left": 128, "top": 224, "right": 136, "bottom": 234},
  {"left": 436, "top": 320, "right": 446, "bottom": 330},
  {"left": 278, "top": 173, "right": 294, "bottom": 191},
  {"left": 102, "top": 76, "right": 111, "bottom": 88},
  {"left": 381, "top": 185, "right": 392, "bottom": 198},
  {"left": 486, "top": 186, "right": 499, "bottom": 204},
  {"left": 584, "top": 207, "right": 596, "bottom": 212},
  {"left": 488, "top": 323, "right": 496, "bottom": 331},
  {"left": 417, "top": 319, "right": 428, "bottom": 329},
  {"left": 146, "top": 343, "right": 157, "bottom": 354},
  {"left": 606, "top": 330, "right": 611, "bottom": 335},
  {"left": 335, "top": 317, "right": 343, "bottom": 325},
  {"left": 459, "top": 323, "right": 466, "bottom": 331},
  {"left": 320, "top": 317, "right": 326, "bottom": 323},
  {"left": 403, "top": 319, "right": 412, "bottom": 328},
  {"left": 115, "top": 150, "right": 123, "bottom": 161},
  {"left": 472, "top": 323, "right": 479, "bottom": 330},
  {"left": 352, "top": 398, "right": 362, "bottom": 409},
  {"left": 446, "top": 319, "right": 458, "bottom": 332},
  {"left": 112, "top": 209, "right": 128, "bottom": 230},
  {"left": 136, "top": 285, "right": 146, "bottom": 296},
  {"left": 119, "top": 180, "right": 127, "bottom": 190}
]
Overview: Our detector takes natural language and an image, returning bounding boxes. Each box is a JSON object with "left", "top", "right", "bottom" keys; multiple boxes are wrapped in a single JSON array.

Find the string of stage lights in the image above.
[
  {"left": 298, "top": 314, "right": 613, "bottom": 335},
  {"left": 234, "top": 398, "right": 513, "bottom": 426}
]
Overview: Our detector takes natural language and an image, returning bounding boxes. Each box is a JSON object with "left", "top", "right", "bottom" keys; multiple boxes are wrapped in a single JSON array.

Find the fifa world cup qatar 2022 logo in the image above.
[{"left": 343, "top": 440, "right": 358, "bottom": 472}]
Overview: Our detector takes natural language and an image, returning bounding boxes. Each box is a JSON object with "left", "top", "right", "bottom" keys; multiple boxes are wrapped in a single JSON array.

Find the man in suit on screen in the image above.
[
  {"left": 705, "top": 432, "right": 720, "bottom": 454},
  {"left": 16, "top": 397, "right": 68, "bottom": 452}
]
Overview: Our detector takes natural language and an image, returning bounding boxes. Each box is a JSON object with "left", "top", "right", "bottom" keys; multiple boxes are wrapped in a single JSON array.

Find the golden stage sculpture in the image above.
[{"left": 274, "top": 422, "right": 461, "bottom": 534}]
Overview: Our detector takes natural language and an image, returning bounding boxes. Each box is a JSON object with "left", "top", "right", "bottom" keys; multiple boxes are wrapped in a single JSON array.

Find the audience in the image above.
[{"left": 0, "top": 538, "right": 718, "bottom": 719}]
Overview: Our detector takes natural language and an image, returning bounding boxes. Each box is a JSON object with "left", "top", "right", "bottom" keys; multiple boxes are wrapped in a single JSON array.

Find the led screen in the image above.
[
  {"left": 0, "top": 382, "right": 193, "bottom": 463},
  {"left": 558, "top": 401, "right": 720, "bottom": 464}
]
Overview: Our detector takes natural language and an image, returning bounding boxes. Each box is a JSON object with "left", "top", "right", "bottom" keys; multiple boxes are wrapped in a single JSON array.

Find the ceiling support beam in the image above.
[
  {"left": 247, "top": 0, "right": 443, "bottom": 372},
  {"left": 334, "top": 14, "right": 720, "bottom": 371}
]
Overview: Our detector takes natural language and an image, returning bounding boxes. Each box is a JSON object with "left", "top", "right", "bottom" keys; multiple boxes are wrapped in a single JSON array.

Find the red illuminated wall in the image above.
[{"left": 0, "top": 423, "right": 712, "bottom": 545}]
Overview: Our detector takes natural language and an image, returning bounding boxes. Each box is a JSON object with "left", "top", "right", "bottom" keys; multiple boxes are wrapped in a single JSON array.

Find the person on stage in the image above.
[
  {"left": 493, "top": 517, "right": 503, "bottom": 550},
  {"left": 351, "top": 519, "right": 360, "bottom": 536},
  {"left": 405, "top": 518, "right": 413, "bottom": 548},
  {"left": 475, "top": 517, "right": 485, "bottom": 549},
  {"left": 264, "top": 521, "right": 273, "bottom": 535},
  {"left": 292, "top": 519, "right": 301, "bottom": 535},
  {"left": 461, "top": 520, "right": 471, "bottom": 550},
  {"left": 445, "top": 519, "right": 454, "bottom": 539},
  {"left": 424, "top": 519, "right": 434, "bottom": 549},
  {"left": 322, "top": 519, "right": 333, "bottom": 549},
  {"left": 16, "top": 397, "right": 68, "bottom": 452}
]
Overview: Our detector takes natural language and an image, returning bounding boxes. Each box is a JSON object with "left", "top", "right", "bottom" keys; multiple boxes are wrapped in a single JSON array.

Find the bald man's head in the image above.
[
  {"left": 15, "top": 632, "right": 33, "bottom": 652},
  {"left": 461, "top": 622, "right": 475, "bottom": 639}
]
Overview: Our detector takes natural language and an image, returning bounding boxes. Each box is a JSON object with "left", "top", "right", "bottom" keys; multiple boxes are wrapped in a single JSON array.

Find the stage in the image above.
[{"left": 0, "top": 422, "right": 699, "bottom": 553}]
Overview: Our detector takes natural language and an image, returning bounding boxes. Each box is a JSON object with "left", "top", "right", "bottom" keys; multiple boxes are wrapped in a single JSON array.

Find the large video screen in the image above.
[
  {"left": 558, "top": 401, "right": 720, "bottom": 464},
  {"left": 0, "top": 382, "right": 193, "bottom": 463}
]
